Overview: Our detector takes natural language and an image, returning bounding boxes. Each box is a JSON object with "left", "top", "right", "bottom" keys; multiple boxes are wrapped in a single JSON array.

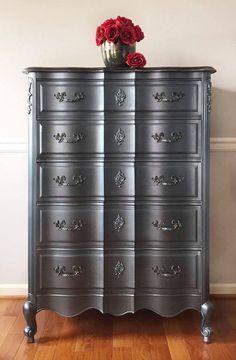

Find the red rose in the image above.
[
  {"left": 120, "top": 26, "right": 136, "bottom": 45},
  {"left": 96, "top": 16, "right": 145, "bottom": 46},
  {"left": 116, "top": 16, "right": 134, "bottom": 27},
  {"left": 96, "top": 26, "right": 105, "bottom": 46},
  {"left": 134, "top": 25, "right": 144, "bottom": 42},
  {"left": 101, "top": 18, "right": 116, "bottom": 29},
  {"left": 126, "top": 52, "right": 146, "bottom": 68},
  {"left": 105, "top": 25, "right": 119, "bottom": 43}
]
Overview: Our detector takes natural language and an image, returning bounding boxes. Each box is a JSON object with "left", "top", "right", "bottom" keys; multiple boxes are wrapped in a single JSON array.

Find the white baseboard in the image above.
[
  {"left": 0, "top": 284, "right": 28, "bottom": 296},
  {"left": 0, "top": 142, "right": 28, "bottom": 153},
  {"left": 210, "top": 283, "right": 236, "bottom": 295},
  {"left": 0, "top": 283, "right": 236, "bottom": 296}
]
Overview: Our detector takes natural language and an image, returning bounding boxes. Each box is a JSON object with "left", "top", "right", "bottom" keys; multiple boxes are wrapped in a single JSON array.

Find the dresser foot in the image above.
[
  {"left": 23, "top": 301, "right": 37, "bottom": 343},
  {"left": 201, "top": 301, "right": 214, "bottom": 343}
]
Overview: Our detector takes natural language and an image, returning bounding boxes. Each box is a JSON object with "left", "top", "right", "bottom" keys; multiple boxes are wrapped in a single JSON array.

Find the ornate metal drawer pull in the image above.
[
  {"left": 152, "top": 175, "right": 184, "bottom": 186},
  {"left": 54, "top": 265, "right": 84, "bottom": 277},
  {"left": 53, "top": 132, "right": 85, "bottom": 144},
  {"left": 53, "top": 175, "right": 86, "bottom": 186},
  {"left": 54, "top": 92, "right": 85, "bottom": 103},
  {"left": 113, "top": 260, "right": 125, "bottom": 278},
  {"left": 152, "top": 132, "right": 182, "bottom": 143},
  {"left": 115, "top": 89, "right": 126, "bottom": 106},
  {"left": 113, "top": 214, "right": 125, "bottom": 232},
  {"left": 152, "top": 265, "right": 181, "bottom": 278},
  {"left": 114, "top": 170, "right": 126, "bottom": 188},
  {"left": 152, "top": 219, "right": 182, "bottom": 231},
  {"left": 153, "top": 91, "right": 184, "bottom": 103},
  {"left": 53, "top": 219, "right": 85, "bottom": 232},
  {"left": 114, "top": 128, "right": 126, "bottom": 145}
]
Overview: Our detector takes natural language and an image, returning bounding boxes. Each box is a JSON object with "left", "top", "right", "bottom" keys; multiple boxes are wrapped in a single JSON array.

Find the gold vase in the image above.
[{"left": 101, "top": 41, "right": 136, "bottom": 68}]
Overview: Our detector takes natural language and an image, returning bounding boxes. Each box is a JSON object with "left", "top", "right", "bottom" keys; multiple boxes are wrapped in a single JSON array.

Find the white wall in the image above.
[{"left": 0, "top": 0, "right": 236, "bottom": 294}]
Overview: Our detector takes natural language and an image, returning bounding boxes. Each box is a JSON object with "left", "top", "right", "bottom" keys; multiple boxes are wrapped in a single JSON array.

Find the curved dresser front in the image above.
[{"left": 23, "top": 66, "right": 216, "bottom": 343}]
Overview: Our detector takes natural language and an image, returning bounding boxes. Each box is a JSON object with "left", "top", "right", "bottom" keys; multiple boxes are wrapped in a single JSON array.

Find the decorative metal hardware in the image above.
[
  {"left": 54, "top": 265, "right": 84, "bottom": 277},
  {"left": 152, "top": 132, "right": 182, "bottom": 143},
  {"left": 115, "top": 88, "right": 126, "bottom": 106},
  {"left": 207, "top": 79, "right": 212, "bottom": 113},
  {"left": 152, "top": 265, "right": 181, "bottom": 278},
  {"left": 53, "top": 132, "right": 85, "bottom": 144},
  {"left": 153, "top": 91, "right": 184, "bottom": 103},
  {"left": 113, "top": 260, "right": 125, "bottom": 278},
  {"left": 27, "top": 80, "right": 33, "bottom": 115},
  {"left": 152, "top": 219, "right": 182, "bottom": 231},
  {"left": 114, "top": 128, "right": 126, "bottom": 145},
  {"left": 53, "top": 175, "right": 86, "bottom": 186},
  {"left": 53, "top": 219, "right": 85, "bottom": 232},
  {"left": 113, "top": 214, "right": 125, "bottom": 232},
  {"left": 114, "top": 170, "right": 126, "bottom": 188},
  {"left": 152, "top": 175, "right": 184, "bottom": 186},
  {"left": 54, "top": 92, "right": 85, "bottom": 103}
]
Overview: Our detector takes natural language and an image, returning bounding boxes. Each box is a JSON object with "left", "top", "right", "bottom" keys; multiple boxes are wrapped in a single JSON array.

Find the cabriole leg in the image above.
[
  {"left": 23, "top": 301, "right": 37, "bottom": 343},
  {"left": 201, "top": 301, "right": 214, "bottom": 343}
]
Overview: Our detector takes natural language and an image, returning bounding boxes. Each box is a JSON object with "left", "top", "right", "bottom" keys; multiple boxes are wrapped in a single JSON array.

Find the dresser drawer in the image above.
[
  {"left": 136, "top": 205, "right": 201, "bottom": 247},
  {"left": 38, "top": 122, "right": 104, "bottom": 158},
  {"left": 38, "top": 162, "right": 104, "bottom": 201},
  {"left": 105, "top": 250, "right": 134, "bottom": 291},
  {"left": 135, "top": 161, "right": 201, "bottom": 201},
  {"left": 136, "top": 81, "right": 201, "bottom": 116},
  {"left": 136, "top": 121, "right": 201, "bottom": 157},
  {"left": 105, "top": 204, "right": 135, "bottom": 246},
  {"left": 105, "top": 162, "right": 135, "bottom": 197},
  {"left": 36, "top": 205, "right": 103, "bottom": 246},
  {"left": 37, "top": 80, "right": 103, "bottom": 117},
  {"left": 136, "top": 250, "right": 201, "bottom": 293},
  {"left": 38, "top": 250, "right": 103, "bottom": 293}
]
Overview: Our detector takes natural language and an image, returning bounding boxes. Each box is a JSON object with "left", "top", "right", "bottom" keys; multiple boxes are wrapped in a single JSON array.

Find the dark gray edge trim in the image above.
[{"left": 23, "top": 66, "right": 217, "bottom": 74}]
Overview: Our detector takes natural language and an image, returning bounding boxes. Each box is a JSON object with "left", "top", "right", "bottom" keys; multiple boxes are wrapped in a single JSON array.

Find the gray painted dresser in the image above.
[{"left": 23, "top": 66, "right": 216, "bottom": 343}]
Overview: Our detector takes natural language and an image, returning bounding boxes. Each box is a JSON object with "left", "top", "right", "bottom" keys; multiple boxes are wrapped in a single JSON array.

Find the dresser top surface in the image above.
[{"left": 23, "top": 66, "right": 216, "bottom": 74}]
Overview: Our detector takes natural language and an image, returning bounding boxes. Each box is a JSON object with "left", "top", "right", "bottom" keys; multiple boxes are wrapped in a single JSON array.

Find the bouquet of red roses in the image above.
[
  {"left": 96, "top": 16, "right": 146, "bottom": 68},
  {"left": 96, "top": 16, "right": 144, "bottom": 46}
]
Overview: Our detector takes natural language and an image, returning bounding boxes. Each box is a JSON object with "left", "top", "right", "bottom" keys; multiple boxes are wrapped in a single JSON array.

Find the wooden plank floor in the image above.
[{"left": 0, "top": 298, "right": 235, "bottom": 360}]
